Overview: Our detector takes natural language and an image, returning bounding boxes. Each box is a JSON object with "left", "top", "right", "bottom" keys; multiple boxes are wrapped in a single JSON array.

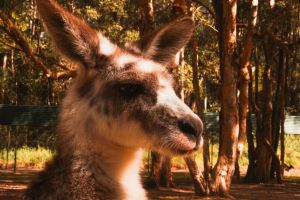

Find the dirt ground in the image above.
[{"left": 0, "top": 169, "right": 299, "bottom": 200}]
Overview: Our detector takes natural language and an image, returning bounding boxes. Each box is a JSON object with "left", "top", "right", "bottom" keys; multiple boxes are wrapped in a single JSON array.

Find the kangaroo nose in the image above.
[
  {"left": 178, "top": 117, "right": 203, "bottom": 137},
  {"left": 178, "top": 116, "right": 203, "bottom": 148},
  {"left": 178, "top": 120, "right": 197, "bottom": 137}
]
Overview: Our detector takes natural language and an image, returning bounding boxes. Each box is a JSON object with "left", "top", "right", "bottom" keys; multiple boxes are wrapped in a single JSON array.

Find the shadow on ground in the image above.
[{"left": 0, "top": 170, "right": 299, "bottom": 200}]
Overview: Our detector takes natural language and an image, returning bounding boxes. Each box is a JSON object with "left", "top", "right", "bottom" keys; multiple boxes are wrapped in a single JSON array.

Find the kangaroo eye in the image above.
[{"left": 119, "top": 83, "right": 144, "bottom": 99}]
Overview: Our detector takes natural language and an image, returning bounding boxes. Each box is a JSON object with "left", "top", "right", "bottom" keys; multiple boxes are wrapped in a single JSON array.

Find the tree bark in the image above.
[
  {"left": 280, "top": 53, "right": 289, "bottom": 176},
  {"left": 278, "top": 12, "right": 290, "bottom": 177},
  {"left": 184, "top": 157, "right": 206, "bottom": 195},
  {"left": 212, "top": 0, "right": 239, "bottom": 195},
  {"left": 135, "top": 0, "right": 158, "bottom": 187},
  {"left": 13, "top": 128, "right": 18, "bottom": 173},
  {"left": 159, "top": 156, "right": 173, "bottom": 188},
  {"left": 254, "top": 38, "right": 275, "bottom": 183},
  {"left": 189, "top": 14, "right": 211, "bottom": 191},
  {"left": 236, "top": 0, "right": 258, "bottom": 180},
  {"left": 135, "top": 0, "right": 154, "bottom": 37},
  {"left": 244, "top": 57, "right": 256, "bottom": 183},
  {"left": 181, "top": 0, "right": 210, "bottom": 194},
  {"left": 1, "top": 54, "right": 7, "bottom": 103},
  {"left": 5, "top": 128, "right": 11, "bottom": 169},
  {"left": 135, "top": 0, "right": 174, "bottom": 188},
  {"left": 261, "top": 138, "right": 282, "bottom": 183},
  {"left": 146, "top": 153, "right": 173, "bottom": 189},
  {"left": 146, "top": 152, "right": 162, "bottom": 188},
  {"left": 244, "top": 108, "right": 255, "bottom": 182},
  {"left": 270, "top": 49, "right": 285, "bottom": 179},
  {"left": 190, "top": 32, "right": 210, "bottom": 194}
]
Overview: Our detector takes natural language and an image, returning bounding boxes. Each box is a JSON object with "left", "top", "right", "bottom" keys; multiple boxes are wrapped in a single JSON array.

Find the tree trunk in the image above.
[
  {"left": 135, "top": 0, "right": 174, "bottom": 188},
  {"left": 135, "top": 0, "right": 154, "bottom": 37},
  {"left": 212, "top": 0, "right": 239, "bottom": 195},
  {"left": 254, "top": 39, "right": 274, "bottom": 183},
  {"left": 1, "top": 54, "right": 7, "bottom": 103},
  {"left": 189, "top": 22, "right": 211, "bottom": 192},
  {"left": 244, "top": 109, "right": 255, "bottom": 182},
  {"left": 236, "top": 0, "right": 258, "bottom": 180},
  {"left": 253, "top": 48, "right": 262, "bottom": 156},
  {"left": 244, "top": 58, "right": 256, "bottom": 183},
  {"left": 280, "top": 114, "right": 285, "bottom": 176},
  {"left": 13, "top": 127, "right": 18, "bottom": 173},
  {"left": 159, "top": 156, "right": 173, "bottom": 188},
  {"left": 145, "top": 152, "right": 162, "bottom": 188},
  {"left": 184, "top": 157, "right": 206, "bottom": 195},
  {"left": 146, "top": 153, "right": 173, "bottom": 189},
  {"left": 6, "top": 127, "right": 11, "bottom": 169},
  {"left": 184, "top": 0, "right": 210, "bottom": 194},
  {"left": 190, "top": 32, "right": 210, "bottom": 195},
  {"left": 280, "top": 53, "right": 289, "bottom": 176},
  {"left": 47, "top": 78, "right": 53, "bottom": 105},
  {"left": 270, "top": 50, "right": 284, "bottom": 179}
]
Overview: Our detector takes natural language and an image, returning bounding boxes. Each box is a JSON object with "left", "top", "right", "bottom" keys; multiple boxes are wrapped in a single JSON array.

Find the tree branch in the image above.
[
  {"left": 0, "top": 40, "right": 23, "bottom": 52},
  {"left": 237, "top": 1, "right": 259, "bottom": 172},
  {"left": 265, "top": 30, "right": 300, "bottom": 64},
  {"left": 0, "top": 11, "right": 75, "bottom": 80},
  {"left": 51, "top": 69, "right": 77, "bottom": 80},
  {"left": 194, "top": 0, "right": 215, "bottom": 18},
  {"left": 262, "top": 138, "right": 282, "bottom": 184},
  {"left": 240, "top": 0, "right": 258, "bottom": 69}
]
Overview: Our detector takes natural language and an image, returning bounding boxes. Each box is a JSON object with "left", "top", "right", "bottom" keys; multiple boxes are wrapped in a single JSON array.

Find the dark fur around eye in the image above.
[{"left": 118, "top": 83, "right": 145, "bottom": 99}]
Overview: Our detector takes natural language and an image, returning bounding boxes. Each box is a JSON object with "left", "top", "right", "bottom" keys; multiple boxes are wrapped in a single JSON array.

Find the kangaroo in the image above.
[{"left": 25, "top": 0, "right": 203, "bottom": 199}]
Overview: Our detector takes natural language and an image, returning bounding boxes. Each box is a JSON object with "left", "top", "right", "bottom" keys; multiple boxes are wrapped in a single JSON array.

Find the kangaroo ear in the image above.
[
  {"left": 127, "top": 18, "right": 194, "bottom": 65},
  {"left": 36, "top": 0, "right": 116, "bottom": 68}
]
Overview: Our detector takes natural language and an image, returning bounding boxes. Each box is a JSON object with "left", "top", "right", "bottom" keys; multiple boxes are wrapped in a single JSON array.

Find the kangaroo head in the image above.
[{"left": 37, "top": 0, "right": 203, "bottom": 156}]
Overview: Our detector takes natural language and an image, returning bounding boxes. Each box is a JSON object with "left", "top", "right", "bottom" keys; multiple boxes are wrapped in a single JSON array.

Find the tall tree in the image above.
[
  {"left": 134, "top": 0, "right": 166, "bottom": 188},
  {"left": 247, "top": 0, "right": 292, "bottom": 183},
  {"left": 143, "top": 0, "right": 207, "bottom": 192},
  {"left": 254, "top": 33, "right": 276, "bottom": 182},
  {"left": 181, "top": 0, "right": 208, "bottom": 194},
  {"left": 212, "top": 0, "right": 239, "bottom": 195},
  {"left": 235, "top": 0, "right": 258, "bottom": 179},
  {"left": 135, "top": 0, "right": 154, "bottom": 37}
]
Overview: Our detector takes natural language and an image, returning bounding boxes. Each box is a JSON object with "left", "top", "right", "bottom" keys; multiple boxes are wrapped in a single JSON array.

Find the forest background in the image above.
[{"left": 0, "top": 0, "right": 299, "bottom": 196}]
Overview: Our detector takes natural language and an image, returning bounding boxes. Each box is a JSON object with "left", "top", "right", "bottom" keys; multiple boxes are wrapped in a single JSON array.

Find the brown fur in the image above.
[{"left": 25, "top": 1, "right": 203, "bottom": 199}]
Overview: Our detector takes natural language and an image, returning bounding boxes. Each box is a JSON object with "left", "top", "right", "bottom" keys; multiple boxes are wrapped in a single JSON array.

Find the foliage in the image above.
[
  {"left": 162, "top": 134, "right": 300, "bottom": 171},
  {"left": 1, "top": 0, "right": 297, "bottom": 112},
  {"left": 0, "top": 0, "right": 299, "bottom": 185},
  {"left": 0, "top": 146, "right": 54, "bottom": 169},
  {"left": 284, "top": 135, "right": 300, "bottom": 167},
  {"left": 2, "top": 134, "right": 299, "bottom": 171}
]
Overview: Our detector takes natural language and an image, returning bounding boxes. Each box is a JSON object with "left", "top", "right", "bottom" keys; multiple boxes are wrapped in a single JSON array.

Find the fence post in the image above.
[
  {"left": 13, "top": 126, "right": 18, "bottom": 173},
  {"left": 5, "top": 126, "right": 11, "bottom": 169}
]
